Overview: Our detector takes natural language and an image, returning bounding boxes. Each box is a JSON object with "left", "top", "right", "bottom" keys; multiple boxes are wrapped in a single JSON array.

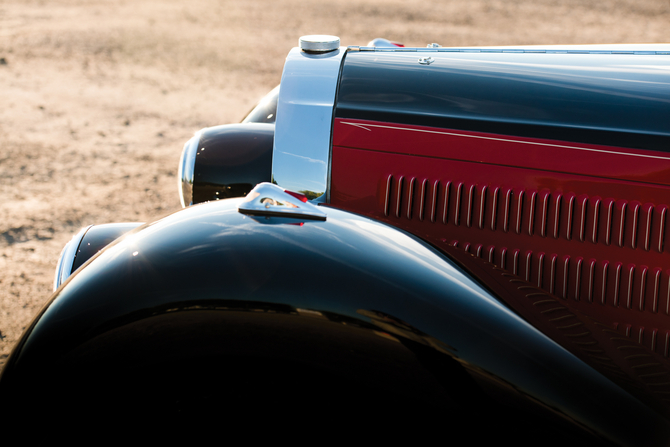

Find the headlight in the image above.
[
  {"left": 242, "top": 85, "right": 279, "bottom": 124},
  {"left": 177, "top": 123, "right": 274, "bottom": 207},
  {"left": 54, "top": 223, "right": 143, "bottom": 290},
  {"left": 54, "top": 226, "right": 92, "bottom": 291}
]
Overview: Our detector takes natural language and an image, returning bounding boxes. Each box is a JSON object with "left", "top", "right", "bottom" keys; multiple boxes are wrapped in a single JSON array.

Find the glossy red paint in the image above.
[
  {"left": 333, "top": 119, "right": 670, "bottom": 187},
  {"left": 330, "top": 118, "right": 670, "bottom": 358},
  {"left": 284, "top": 189, "right": 309, "bottom": 203}
]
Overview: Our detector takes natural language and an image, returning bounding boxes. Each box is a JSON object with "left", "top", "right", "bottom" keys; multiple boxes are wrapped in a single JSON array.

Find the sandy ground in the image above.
[{"left": 1, "top": 0, "right": 669, "bottom": 370}]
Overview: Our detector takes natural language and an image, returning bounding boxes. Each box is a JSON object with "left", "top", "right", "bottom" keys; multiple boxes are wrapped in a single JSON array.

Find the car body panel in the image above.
[
  {"left": 4, "top": 197, "right": 669, "bottom": 444},
  {"left": 334, "top": 50, "right": 670, "bottom": 151},
  {"left": 329, "top": 48, "right": 670, "bottom": 365}
]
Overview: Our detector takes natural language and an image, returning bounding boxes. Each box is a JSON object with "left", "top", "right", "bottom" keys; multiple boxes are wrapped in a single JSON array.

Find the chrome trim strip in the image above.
[
  {"left": 355, "top": 44, "right": 670, "bottom": 55},
  {"left": 178, "top": 131, "right": 201, "bottom": 208},
  {"left": 53, "top": 225, "right": 92, "bottom": 291},
  {"left": 271, "top": 46, "right": 346, "bottom": 202}
]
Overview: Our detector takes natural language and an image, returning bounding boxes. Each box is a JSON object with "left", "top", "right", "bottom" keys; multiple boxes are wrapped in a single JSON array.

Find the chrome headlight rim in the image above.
[
  {"left": 53, "top": 225, "right": 92, "bottom": 291},
  {"left": 178, "top": 131, "right": 201, "bottom": 208}
]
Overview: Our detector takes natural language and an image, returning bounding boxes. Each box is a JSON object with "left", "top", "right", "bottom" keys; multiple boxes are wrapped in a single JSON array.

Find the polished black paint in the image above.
[
  {"left": 242, "top": 86, "right": 278, "bottom": 124},
  {"left": 2, "top": 199, "right": 668, "bottom": 444},
  {"left": 71, "top": 222, "right": 142, "bottom": 272},
  {"left": 192, "top": 123, "right": 273, "bottom": 204},
  {"left": 335, "top": 51, "right": 670, "bottom": 151}
]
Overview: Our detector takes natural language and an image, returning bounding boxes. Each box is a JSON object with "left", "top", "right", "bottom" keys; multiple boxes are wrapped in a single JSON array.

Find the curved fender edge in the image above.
[{"left": 1, "top": 199, "right": 668, "bottom": 445}]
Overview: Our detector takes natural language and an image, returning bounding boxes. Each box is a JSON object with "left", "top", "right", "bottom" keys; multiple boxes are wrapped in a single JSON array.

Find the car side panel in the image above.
[
  {"left": 330, "top": 50, "right": 670, "bottom": 366},
  {"left": 331, "top": 120, "right": 670, "bottom": 357}
]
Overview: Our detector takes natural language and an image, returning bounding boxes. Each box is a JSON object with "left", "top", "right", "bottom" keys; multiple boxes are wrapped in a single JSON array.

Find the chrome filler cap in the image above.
[{"left": 299, "top": 35, "right": 340, "bottom": 53}]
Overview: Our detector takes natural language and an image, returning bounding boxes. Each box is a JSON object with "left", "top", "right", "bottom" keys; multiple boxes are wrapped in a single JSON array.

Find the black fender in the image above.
[{"left": 2, "top": 197, "right": 669, "bottom": 444}]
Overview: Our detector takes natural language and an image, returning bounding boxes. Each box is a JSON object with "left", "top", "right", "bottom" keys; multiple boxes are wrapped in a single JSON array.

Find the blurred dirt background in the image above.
[{"left": 1, "top": 0, "right": 669, "bottom": 369}]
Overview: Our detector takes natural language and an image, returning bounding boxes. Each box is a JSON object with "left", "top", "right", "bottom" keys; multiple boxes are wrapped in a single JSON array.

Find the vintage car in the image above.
[{"left": 2, "top": 36, "right": 670, "bottom": 444}]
